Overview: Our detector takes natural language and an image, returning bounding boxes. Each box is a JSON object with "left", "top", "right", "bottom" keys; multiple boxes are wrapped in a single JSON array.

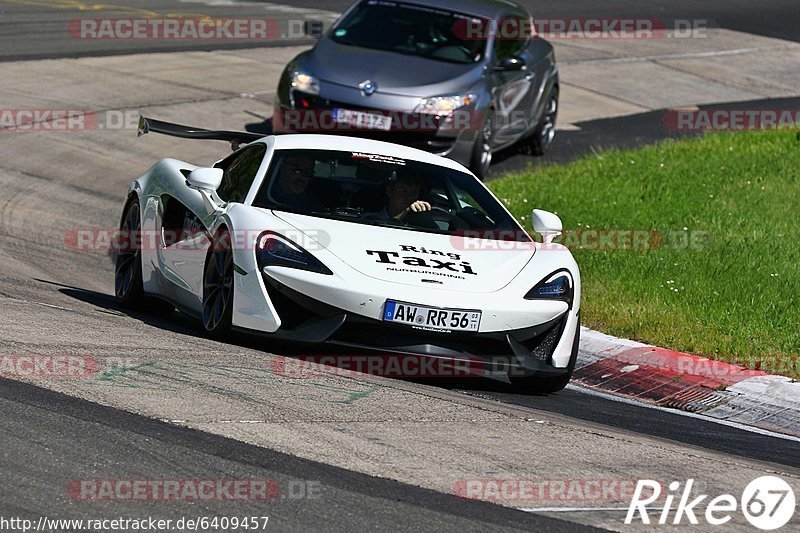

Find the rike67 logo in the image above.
[{"left": 626, "top": 476, "right": 795, "bottom": 529}]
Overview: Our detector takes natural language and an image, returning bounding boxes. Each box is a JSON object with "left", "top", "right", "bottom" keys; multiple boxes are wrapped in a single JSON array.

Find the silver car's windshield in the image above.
[
  {"left": 252, "top": 149, "right": 530, "bottom": 242},
  {"left": 331, "top": 1, "right": 487, "bottom": 64}
]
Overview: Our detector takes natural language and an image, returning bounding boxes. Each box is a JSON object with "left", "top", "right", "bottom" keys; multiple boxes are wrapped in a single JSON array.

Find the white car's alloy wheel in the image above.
[{"left": 202, "top": 231, "right": 234, "bottom": 337}]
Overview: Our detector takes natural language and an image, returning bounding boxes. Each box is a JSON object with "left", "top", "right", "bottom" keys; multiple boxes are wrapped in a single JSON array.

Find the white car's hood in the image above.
[{"left": 273, "top": 211, "right": 535, "bottom": 293}]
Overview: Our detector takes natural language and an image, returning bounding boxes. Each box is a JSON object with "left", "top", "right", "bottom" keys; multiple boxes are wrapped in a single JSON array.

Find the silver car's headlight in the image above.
[
  {"left": 290, "top": 70, "right": 320, "bottom": 95},
  {"left": 414, "top": 94, "right": 474, "bottom": 116}
]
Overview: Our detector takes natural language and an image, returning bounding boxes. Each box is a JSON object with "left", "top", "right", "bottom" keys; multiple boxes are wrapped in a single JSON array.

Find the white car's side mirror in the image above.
[
  {"left": 186, "top": 168, "right": 224, "bottom": 215},
  {"left": 186, "top": 167, "right": 223, "bottom": 191},
  {"left": 531, "top": 209, "right": 562, "bottom": 243}
]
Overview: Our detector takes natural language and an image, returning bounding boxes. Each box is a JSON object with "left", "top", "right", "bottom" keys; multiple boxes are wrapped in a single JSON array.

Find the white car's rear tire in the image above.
[
  {"left": 114, "top": 199, "right": 147, "bottom": 308},
  {"left": 115, "top": 198, "right": 174, "bottom": 314}
]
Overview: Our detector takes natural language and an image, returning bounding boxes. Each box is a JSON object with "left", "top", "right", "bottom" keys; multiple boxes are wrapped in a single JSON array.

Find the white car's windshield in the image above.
[
  {"left": 252, "top": 149, "right": 530, "bottom": 241},
  {"left": 330, "top": 1, "right": 486, "bottom": 64}
]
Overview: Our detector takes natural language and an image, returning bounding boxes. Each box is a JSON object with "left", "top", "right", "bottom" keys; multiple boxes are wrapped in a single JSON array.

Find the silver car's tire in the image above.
[
  {"left": 525, "top": 85, "right": 558, "bottom": 156},
  {"left": 469, "top": 117, "right": 493, "bottom": 180}
]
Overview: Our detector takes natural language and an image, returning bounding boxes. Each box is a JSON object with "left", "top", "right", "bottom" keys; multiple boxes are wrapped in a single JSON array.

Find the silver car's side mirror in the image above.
[
  {"left": 531, "top": 209, "right": 562, "bottom": 243},
  {"left": 186, "top": 168, "right": 224, "bottom": 214},
  {"left": 495, "top": 56, "right": 526, "bottom": 71}
]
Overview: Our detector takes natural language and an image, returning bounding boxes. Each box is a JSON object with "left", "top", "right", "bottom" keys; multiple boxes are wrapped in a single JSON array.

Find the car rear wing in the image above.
[{"left": 137, "top": 115, "right": 264, "bottom": 151}]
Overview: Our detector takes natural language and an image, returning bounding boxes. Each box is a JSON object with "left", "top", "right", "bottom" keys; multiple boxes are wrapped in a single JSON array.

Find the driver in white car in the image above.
[{"left": 373, "top": 173, "right": 432, "bottom": 220}]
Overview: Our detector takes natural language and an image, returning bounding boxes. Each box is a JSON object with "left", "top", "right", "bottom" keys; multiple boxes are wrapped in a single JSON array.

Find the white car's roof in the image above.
[{"left": 269, "top": 134, "right": 471, "bottom": 174}]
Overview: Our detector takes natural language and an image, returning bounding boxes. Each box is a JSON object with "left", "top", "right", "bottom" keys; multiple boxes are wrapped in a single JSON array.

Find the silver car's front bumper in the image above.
[{"left": 272, "top": 85, "right": 482, "bottom": 168}]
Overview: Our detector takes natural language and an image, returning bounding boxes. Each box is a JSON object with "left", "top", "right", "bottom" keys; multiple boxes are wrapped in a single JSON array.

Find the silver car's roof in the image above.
[{"left": 387, "top": 0, "right": 526, "bottom": 19}]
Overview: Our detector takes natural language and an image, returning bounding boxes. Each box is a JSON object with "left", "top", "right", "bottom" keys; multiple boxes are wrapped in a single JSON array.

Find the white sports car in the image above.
[{"left": 116, "top": 117, "right": 580, "bottom": 392}]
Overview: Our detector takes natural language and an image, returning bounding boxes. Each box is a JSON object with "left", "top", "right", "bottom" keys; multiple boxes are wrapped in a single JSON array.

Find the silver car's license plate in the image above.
[
  {"left": 333, "top": 108, "right": 392, "bottom": 131},
  {"left": 383, "top": 300, "right": 481, "bottom": 332}
]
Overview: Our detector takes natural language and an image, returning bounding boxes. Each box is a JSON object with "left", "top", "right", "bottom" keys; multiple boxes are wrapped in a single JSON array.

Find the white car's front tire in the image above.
[{"left": 202, "top": 229, "right": 234, "bottom": 339}]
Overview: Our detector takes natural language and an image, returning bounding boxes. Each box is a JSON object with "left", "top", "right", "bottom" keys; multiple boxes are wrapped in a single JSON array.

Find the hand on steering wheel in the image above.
[
  {"left": 397, "top": 200, "right": 431, "bottom": 221},
  {"left": 408, "top": 200, "right": 431, "bottom": 213}
]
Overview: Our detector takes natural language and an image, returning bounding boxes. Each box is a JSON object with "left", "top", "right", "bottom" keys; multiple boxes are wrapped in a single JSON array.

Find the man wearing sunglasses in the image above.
[{"left": 272, "top": 155, "right": 319, "bottom": 209}]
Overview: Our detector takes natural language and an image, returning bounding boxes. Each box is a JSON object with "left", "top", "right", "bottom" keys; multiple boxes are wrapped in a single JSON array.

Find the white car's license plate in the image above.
[
  {"left": 333, "top": 108, "right": 392, "bottom": 131},
  {"left": 383, "top": 300, "right": 481, "bottom": 332}
]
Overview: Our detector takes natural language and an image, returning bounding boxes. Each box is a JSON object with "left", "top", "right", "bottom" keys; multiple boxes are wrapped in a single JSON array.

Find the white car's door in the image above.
[{"left": 157, "top": 144, "right": 267, "bottom": 312}]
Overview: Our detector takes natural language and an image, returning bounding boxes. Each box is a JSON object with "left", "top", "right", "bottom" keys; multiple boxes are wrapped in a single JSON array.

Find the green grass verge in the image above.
[{"left": 489, "top": 129, "right": 800, "bottom": 378}]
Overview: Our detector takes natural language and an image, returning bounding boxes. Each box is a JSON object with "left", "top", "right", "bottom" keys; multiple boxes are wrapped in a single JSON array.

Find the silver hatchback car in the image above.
[{"left": 273, "top": 0, "right": 559, "bottom": 179}]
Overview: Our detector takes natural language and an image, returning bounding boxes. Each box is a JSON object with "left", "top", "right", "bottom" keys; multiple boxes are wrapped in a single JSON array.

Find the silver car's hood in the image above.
[
  {"left": 308, "top": 38, "right": 483, "bottom": 98},
  {"left": 273, "top": 211, "right": 535, "bottom": 294}
]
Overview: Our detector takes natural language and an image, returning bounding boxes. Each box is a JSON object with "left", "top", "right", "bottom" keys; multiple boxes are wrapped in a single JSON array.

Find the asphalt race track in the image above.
[
  {"left": 1, "top": 1, "right": 799, "bottom": 531},
  {"left": 0, "top": 378, "right": 583, "bottom": 532}
]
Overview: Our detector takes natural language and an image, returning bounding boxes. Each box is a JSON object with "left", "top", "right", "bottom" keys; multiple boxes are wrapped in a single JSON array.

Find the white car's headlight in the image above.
[
  {"left": 414, "top": 94, "right": 474, "bottom": 116},
  {"left": 525, "top": 271, "right": 573, "bottom": 303},
  {"left": 290, "top": 70, "right": 321, "bottom": 95},
  {"left": 257, "top": 232, "right": 332, "bottom": 275}
]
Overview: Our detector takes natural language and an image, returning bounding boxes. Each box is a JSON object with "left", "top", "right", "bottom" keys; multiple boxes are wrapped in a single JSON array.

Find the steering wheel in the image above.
[
  {"left": 361, "top": 213, "right": 406, "bottom": 226},
  {"left": 428, "top": 25, "right": 448, "bottom": 45},
  {"left": 397, "top": 205, "right": 447, "bottom": 220},
  {"left": 429, "top": 206, "right": 453, "bottom": 217},
  {"left": 401, "top": 206, "right": 454, "bottom": 231}
]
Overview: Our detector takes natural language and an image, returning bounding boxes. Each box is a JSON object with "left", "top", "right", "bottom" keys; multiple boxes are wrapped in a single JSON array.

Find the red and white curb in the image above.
[{"left": 574, "top": 327, "right": 800, "bottom": 438}]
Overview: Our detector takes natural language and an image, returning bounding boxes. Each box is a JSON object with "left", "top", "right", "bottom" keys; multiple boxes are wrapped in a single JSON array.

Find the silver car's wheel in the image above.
[
  {"left": 202, "top": 230, "right": 234, "bottom": 338},
  {"left": 526, "top": 86, "right": 559, "bottom": 156},
  {"left": 470, "top": 118, "right": 493, "bottom": 180}
]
